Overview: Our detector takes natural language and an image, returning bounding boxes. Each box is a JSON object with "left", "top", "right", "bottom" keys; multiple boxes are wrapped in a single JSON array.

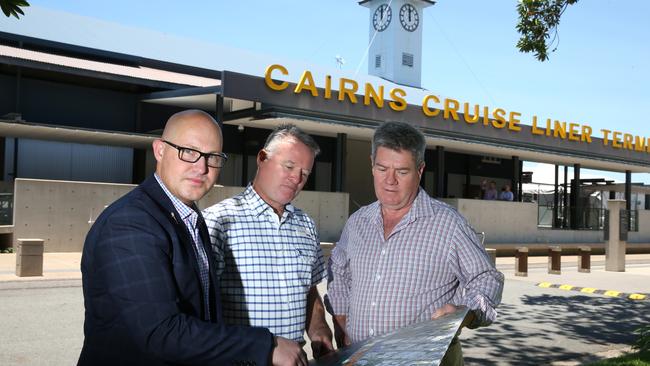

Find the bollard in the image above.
[
  {"left": 15, "top": 238, "right": 44, "bottom": 277},
  {"left": 485, "top": 248, "right": 497, "bottom": 267},
  {"left": 605, "top": 200, "right": 626, "bottom": 272},
  {"left": 548, "top": 246, "right": 561, "bottom": 275},
  {"left": 578, "top": 246, "right": 591, "bottom": 273},
  {"left": 515, "top": 247, "right": 528, "bottom": 277}
]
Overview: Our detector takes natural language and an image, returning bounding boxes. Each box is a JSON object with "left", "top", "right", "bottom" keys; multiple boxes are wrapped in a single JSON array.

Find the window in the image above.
[
  {"left": 375, "top": 55, "right": 382, "bottom": 68},
  {"left": 402, "top": 52, "right": 414, "bottom": 67}
]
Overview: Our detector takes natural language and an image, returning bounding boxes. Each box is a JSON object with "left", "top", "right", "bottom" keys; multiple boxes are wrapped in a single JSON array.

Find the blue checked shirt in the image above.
[
  {"left": 203, "top": 185, "right": 326, "bottom": 341},
  {"left": 328, "top": 188, "right": 504, "bottom": 343},
  {"left": 154, "top": 174, "right": 211, "bottom": 320}
]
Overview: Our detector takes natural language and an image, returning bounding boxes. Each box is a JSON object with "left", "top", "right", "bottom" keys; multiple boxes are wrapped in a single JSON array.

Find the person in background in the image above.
[
  {"left": 203, "top": 124, "right": 333, "bottom": 359},
  {"left": 327, "top": 121, "right": 504, "bottom": 366},
  {"left": 483, "top": 180, "right": 498, "bottom": 200},
  {"left": 499, "top": 184, "right": 514, "bottom": 201}
]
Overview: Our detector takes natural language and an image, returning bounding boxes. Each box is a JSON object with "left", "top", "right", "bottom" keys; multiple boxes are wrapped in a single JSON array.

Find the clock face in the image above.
[
  {"left": 372, "top": 4, "right": 392, "bottom": 32},
  {"left": 399, "top": 4, "right": 419, "bottom": 32}
]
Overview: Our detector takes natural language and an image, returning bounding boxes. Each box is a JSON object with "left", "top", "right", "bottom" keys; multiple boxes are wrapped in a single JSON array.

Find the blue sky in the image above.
[{"left": 19, "top": 0, "right": 650, "bottom": 183}]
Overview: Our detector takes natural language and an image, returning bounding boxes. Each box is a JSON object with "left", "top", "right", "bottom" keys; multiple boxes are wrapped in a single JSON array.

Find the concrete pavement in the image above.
[{"left": 0, "top": 252, "right": 81, "bottom": 282}]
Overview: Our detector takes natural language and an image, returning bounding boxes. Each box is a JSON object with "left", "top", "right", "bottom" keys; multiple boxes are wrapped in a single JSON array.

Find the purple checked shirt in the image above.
[{"left": 327, "top": 188, "right": 504, "bottom": 343}]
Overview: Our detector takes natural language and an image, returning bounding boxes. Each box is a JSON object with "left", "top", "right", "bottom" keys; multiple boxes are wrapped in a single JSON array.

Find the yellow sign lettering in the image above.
[
  {"left": 491, "top": 108, "right": 506, "bottom": 129},
  {"left": 634, "top": 136, "right": 646, "bottom": 152},
  {"left": 612, "top": 131, "right": 622, "bottom": 148},
  {"left": 294, "top": 70, "right": 318, "bottom": 97},
  {"left": 443, "top": 98, "right": 460, "bottom": 121},
  {"left": 601, "top": 129, "right": 611, "bottom": 146},
  {"left": 389, "top": 88, "right": 407, "bottom": 111},
  {"left": 553, "top": 121, "right": 567, "bottom": 139},
  {"left": 324, "top": 75, "right": 332, "bottom": 99},
  {"left": 531, "top": 116, "right": 544, "bottom": 135},
  {"left": 264, "top": 64, "right": 289, "bottom": 91},
  {"left": 568, "top": 123, "right": 580, "bottom": 142},
  {"left": 422, "top": 95, "right": 440, "bottom": 117},
  {"left": 508, "top": 111, "right": 521, "bottom": 132},
  {"left": 623, "top": 133, "right": 633, "bottom": 150},
  {"left": 463, "top": 103, "right": 479, "bottom": 123},
  {"left": 338, "top": 78, "right": 358, "bottom": 103},
  {"left": 364, "top": 83, "right": 384, "bottom": 108}
]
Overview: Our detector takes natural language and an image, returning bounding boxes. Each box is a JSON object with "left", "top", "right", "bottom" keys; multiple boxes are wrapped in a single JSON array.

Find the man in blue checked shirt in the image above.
[
  {"left": 327, "top": 121, "right": 504, "bottom": 366},
  {"left": 204, "top": 124, "right": 334, "bottom": 359}
]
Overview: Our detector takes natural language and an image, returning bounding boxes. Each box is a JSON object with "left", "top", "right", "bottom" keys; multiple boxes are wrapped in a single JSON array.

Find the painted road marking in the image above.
[{"left": 535, "top": 283, "right": 647, "bottom": 301}]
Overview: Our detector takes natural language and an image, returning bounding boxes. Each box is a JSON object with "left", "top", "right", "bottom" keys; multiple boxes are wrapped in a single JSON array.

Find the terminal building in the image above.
[{"left": 1, "top": 2, "right": 649, "bottom": 252}]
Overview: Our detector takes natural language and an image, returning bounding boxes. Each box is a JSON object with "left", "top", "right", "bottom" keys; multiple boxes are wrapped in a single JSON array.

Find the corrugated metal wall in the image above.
[{"left": 16, "top": 139, "right": 133, "bottom": 183}]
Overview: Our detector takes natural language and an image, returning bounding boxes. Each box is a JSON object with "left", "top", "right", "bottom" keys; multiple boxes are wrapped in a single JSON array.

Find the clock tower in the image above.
[{"left": 359, "top": 0, "right": 435, "bottom": 88}]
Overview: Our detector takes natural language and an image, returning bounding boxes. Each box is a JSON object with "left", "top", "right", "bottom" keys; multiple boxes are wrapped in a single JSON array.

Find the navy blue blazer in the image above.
[{"left": 79, "top": 175, "right": 273, "bottom": 366}]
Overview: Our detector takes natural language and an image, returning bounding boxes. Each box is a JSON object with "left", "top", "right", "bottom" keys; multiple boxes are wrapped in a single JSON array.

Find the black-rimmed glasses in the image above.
[{"left": 162, "top": 140, "right": 228, "bottom": 168}]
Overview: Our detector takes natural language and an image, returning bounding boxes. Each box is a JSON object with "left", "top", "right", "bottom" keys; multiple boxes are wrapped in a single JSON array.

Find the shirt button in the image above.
[
  {"left": 369, "top": 328, "right": 374, "bottom": 336},
  {"left": 381, "top": 249, "right": 386, "bottom": 255},
  {"left": 375, "top": 274, "right": 381, "bottom": 281},
  {"left": 371, "top": 301, "right": 376, "bottom": 307}
]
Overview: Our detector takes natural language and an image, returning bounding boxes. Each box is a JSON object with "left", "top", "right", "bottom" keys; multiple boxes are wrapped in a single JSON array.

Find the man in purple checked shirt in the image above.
[{"left": 327, "top": 121, "right": 504, "bottom": 366}]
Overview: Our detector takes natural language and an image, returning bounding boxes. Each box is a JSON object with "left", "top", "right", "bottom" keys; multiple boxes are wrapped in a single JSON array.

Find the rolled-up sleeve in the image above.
[{"left": 449, "top": 220, "right": 504, "bottom": 328}]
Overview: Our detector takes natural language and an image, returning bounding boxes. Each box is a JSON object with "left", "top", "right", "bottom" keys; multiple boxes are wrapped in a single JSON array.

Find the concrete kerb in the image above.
[
  {"left": 0, "top": 252, "right": 82, "bottom": 282},
  {"left": 497, "top": 254, "right": 650, "bottom": 297},
  {"left": 2, "top": 251, "right": 650, "bottom": 303}
]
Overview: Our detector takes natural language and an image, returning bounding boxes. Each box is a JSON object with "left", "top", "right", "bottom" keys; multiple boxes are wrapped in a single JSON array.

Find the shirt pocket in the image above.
[{"left": 288, "top": 237, "right": 318, "bottom": 287}]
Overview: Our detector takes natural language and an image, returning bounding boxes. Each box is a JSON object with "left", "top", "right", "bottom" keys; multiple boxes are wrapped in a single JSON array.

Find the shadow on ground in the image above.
[{"left": 463, "top": 293, "right": 650, "bottom": 366}]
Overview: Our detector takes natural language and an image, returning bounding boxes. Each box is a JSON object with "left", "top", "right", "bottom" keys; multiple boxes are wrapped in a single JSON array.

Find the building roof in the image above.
[
  {"left": 0, "top": 44, "right": 219, "bottom": 88},
  {"left": 0, "top": 119, "right": 156, "bottom": 148},
  {"left": 0, "top": 6, "right": 432, "bottom": 101}
]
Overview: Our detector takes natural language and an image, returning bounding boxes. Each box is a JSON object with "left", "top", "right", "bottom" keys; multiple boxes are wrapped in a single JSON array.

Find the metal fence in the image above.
[
  {"left": 538, "top": 204, "right": 639, "bottom": 232},
  {"left": 0, "top": 193, "right": 13, "bottom": 225},
  {"left": 537, "top": 205, "right": 607, "bottom": 230}
]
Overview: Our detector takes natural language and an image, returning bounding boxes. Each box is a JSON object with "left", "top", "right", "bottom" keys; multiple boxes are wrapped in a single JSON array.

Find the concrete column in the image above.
[
  {"left": 512, "top": 156, "right": 520, "bottom": 201},
  {"left": 553, "top": 164, "right": 559, "bottom": 227},
  {"left": 435, "top": 146, "right": 445, "bottom": 198},
  {"left": 606, "top": 199, "right": 626, "bottom": 272},
  {"left": 333, "top": 133, "right": 346, "bottom": 192},
  {"left": 625, "top": 170, "right": 632, "bottom": 212},
  {"left": 571, "top": 164, "right": 581, "bottom": 229}
]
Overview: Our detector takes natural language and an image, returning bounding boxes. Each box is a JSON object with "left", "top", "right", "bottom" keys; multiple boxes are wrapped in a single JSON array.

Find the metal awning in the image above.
[
  {"left": 0, "top": 119, "right": 157, "bottom": 148},
  {"left": 140, "top": 86, "right": 256, "bottom": 113}
]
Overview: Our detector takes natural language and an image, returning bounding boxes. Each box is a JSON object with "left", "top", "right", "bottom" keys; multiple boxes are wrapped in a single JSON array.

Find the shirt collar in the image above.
[
  {"left": 242, "top": 184, "right": 295, "bottom": 218},
  {"left": 154, "top": 173, "right": 199, "bottom": 224},
  {"left": 362, "top": 187, "right": 436, "bottom": 222}
]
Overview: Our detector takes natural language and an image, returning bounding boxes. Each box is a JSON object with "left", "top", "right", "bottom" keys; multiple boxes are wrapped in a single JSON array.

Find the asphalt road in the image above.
[
  {"left": 0, "top": 280, "right": 84, "bottom": 366},
  {"left": 462, "top": 278, "right": 650, "bottom": 365},
  {"left": 1, "top": 278, "right": 648, "bottom": 366}
]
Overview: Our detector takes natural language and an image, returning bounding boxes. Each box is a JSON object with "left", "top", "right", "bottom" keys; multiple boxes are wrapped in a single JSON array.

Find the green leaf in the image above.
[
  {"left": 1, "top": 0, "right": 30, "bottom": 19},
  {"left": 515, "top": 0, "right": 579, "bottom": 62}
]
